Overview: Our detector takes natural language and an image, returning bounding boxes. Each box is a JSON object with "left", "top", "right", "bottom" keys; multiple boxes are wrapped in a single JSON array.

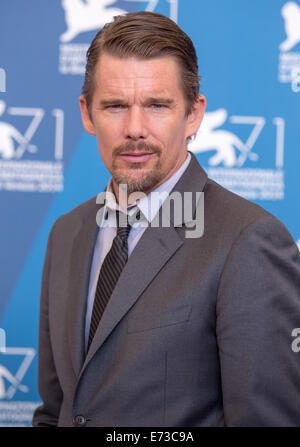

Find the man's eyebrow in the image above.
[
  {"left": 145, "top": 97, "right": 175, "bottom": 105},
  {"left": 98, "top": 98, "right": 127, "bottom": 107}
]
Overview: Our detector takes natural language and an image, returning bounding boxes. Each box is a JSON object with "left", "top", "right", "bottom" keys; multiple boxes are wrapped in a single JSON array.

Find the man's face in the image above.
[{"left": 79, "top": 53, "right": 206, "bottom": 197}]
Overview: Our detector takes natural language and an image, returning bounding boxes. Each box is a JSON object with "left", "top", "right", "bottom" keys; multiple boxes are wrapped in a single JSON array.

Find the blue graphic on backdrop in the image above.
[
  {"left": 0, "top": 100, "right": 63, "bottom": 192},
  {"left": 189, "top": 109, "right": 285, "bottom": 201},
  {"left": 0, "top": 69, "right": 5, "bottom": 93},
  {"left": 58, "top": 0, "right": 178, "bottom": 74},
  {"left": 280, "top": 1, "right": 300, "bottom": 51},
  {"left": 278, "top": 1, "right": 300, "bottom": 91},
  {"left": 60, "top": 0, "right": 128, "bottom": 43},
  {"left": 0, "top": 329, "right": 5, "bottom": 353},
  {"left": 0, "top": 0, "right": 299, "bottom": 426}
]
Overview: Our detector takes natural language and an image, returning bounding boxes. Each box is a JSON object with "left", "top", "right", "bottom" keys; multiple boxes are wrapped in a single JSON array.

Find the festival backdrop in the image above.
[{"left": 0, "top": 0, "right": 299, "bottom": 426}]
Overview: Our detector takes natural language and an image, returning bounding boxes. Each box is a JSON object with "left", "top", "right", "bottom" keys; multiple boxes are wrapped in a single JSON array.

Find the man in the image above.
[{"left": 32, "top": 11, "right": 300, "bottom": 427}]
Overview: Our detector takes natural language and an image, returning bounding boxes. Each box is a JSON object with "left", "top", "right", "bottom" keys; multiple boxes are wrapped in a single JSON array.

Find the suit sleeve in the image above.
[
  {"left": 216, "top": 215, "right": 300, "bottom": 426},
  {"left": 32, "top": 222, "right": 63, "bottom": 427}
]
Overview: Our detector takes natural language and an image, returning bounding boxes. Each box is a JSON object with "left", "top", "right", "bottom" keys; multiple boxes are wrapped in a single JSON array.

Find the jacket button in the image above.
[{"left": 73, "top": 415, "right": 87, "bottom": 426}]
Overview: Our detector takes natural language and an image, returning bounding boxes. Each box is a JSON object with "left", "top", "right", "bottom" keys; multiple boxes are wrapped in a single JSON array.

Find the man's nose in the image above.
[{"left": 124, "top": 105, "right": 148, "bottom": 140}]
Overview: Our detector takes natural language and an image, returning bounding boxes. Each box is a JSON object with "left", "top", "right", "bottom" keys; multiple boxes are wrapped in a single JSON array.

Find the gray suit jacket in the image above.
[{"left": 33, "top": 152, "right": 300, "bottom": 427}]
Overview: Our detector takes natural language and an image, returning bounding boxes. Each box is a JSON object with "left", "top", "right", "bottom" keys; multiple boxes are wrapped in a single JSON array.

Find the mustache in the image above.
[{"left": 113, "top": 142, "right": 161, "bottom": 157}]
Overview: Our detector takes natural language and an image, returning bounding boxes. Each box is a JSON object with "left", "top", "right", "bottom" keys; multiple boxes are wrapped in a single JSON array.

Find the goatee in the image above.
[{"left": 111, "top": 141, "right": 163, "bottom": 193}]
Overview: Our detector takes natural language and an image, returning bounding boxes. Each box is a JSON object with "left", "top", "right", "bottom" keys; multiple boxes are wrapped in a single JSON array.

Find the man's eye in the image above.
[{"left": 150, "top": 104, "right": 165, "bottom": 109}]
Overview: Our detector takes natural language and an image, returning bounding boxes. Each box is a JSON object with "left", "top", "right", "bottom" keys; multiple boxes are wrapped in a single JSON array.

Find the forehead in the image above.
[{"left": 93, "top": 53, "right": 183, "bottom": 95}]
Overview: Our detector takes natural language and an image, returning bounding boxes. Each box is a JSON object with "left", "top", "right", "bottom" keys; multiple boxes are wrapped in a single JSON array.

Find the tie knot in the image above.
[{"left": 116, "top": 211, "right": 131, "bottom": 241}]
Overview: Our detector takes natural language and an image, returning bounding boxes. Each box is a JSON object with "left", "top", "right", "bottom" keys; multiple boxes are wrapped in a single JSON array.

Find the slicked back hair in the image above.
[{"left": 82, "top": 11, "right": 201, "bottom": 117}]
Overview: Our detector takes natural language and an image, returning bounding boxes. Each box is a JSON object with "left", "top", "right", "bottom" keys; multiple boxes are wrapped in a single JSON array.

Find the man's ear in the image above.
[
  {"left": 185, "top": 94, "right": 206, "bottom": 139},
  {"left": 79, "top": 95, "right": 96, "bottom": 135}
]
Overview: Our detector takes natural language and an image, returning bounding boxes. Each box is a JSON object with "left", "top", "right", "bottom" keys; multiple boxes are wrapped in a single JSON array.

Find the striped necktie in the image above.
[{"left": 87, "top": 210, "right": 132, "bottom": 351}]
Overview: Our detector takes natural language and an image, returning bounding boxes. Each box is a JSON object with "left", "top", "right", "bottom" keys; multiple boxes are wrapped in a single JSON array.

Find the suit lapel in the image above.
[
  {"left": 67, "top": 200, "right": 100, "bottom": 376},
  {"left": 80, "top": 152, "right": 208, "bottom": 373}
]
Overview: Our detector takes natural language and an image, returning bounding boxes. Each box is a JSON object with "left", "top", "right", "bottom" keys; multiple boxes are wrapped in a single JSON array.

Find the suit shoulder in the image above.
[
  {"left": 202, "top": 177, "right": 298, "bottom": 262},
  {"left": 204, "top": 177, "right": 281, "bottom": 230},
  {"left": 51, "top": 195, "right": 98, "bottom": 234}
]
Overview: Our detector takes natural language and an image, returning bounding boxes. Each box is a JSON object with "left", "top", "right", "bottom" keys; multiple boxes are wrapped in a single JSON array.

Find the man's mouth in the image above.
[{"left": 118, "top": 152, "right": 155, "bottom": 163}]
